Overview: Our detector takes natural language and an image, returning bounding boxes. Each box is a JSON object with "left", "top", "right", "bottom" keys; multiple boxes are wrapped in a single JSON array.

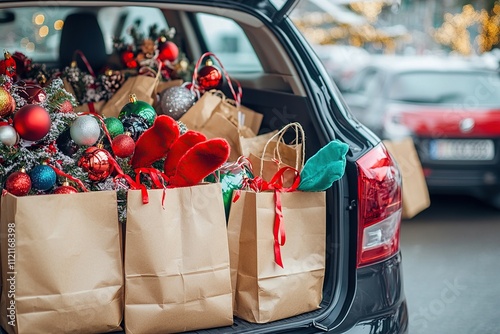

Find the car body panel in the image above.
[{"left": 391, "top": 106, "right": 500, "bottom": 137}]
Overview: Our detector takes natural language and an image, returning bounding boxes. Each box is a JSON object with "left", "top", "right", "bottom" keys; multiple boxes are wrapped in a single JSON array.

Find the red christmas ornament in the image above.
[
  {"left": 197, "top": 60, "right": 222, "bottom": 91},
  {"left": 53, "top": 182, "right": 78, "bottom": 194},
  {"left": 58, "top": 100, "right": 74, "bottom": 113},
  {"left": 121, "top": 50, "right": 138, "bottom": 69},
  {"left": 0, "top": 51, "right": 17, "bottom": 78},
  {"left": 17, "top": 83, "right": 47, "bottom": 104},
  {"left": 12, "top": 51, "right": 31, "bottom": 77},
  {"left": 0, "top": 86, "right": 15, "bottom": 118},
  {"left": 78, "top": 146, "right": 114, "bottom": 182},
  {"left": 5, "top": 169, "right": 32, "bottom": 196},
  {"left": 13, "top": 104, "right": 51, "bottom": 141},
  {"left": 112, "top": 133, "right": 135, "bottom": 158},
  {"left": 158, "top": 41, "right": 179, "bottom": 62}
]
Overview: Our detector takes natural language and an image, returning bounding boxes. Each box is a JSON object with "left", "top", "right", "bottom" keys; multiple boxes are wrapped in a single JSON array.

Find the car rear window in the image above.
[
  {"left": 388, "top": 71, "right": 500, "bottom": 106},
  {"left": 196, "top": 13, "right": 263, "bottom": 73}
]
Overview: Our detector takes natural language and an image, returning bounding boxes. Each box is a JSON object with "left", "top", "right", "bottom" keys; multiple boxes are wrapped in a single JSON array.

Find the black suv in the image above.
[{"left": 0, "top": 1, "right": 408, "bottom": 333}]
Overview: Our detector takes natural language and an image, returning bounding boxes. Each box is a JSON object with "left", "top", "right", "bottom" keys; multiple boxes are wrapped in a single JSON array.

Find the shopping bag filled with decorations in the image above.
[{"left": 0, "top": 20, "right": 255, "bottom": 332}]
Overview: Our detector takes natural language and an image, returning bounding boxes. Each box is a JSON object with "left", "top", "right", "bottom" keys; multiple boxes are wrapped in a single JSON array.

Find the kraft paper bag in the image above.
[
  {"left": 248, "top": 122, "right": 305, "bottom": 187},
  {"left": 202, "top": 112, "right": 256, "bottom": 162},
  {"left": 179, "top": 90, "right": 222, "bottom": 131},
  {"left": 227, "top": 189, "right": 326, "bottom": 323},
  {"left": 240, "top": 130, "right": 278, "bottom": 158},
  {"left": 180, "top": 90, "right": 263, "bottom": 135},
  {"left": 101, "top": 72, "right": 159, "bottom": 119},
  {"left": 124, "top": 183, "right": 233, "bottom": 333},
  {"left": 383, "top": 137, "right": 431, "bottom": 219},
  {"left": 215, "top": 95, "right": 263, "bottom": 135},
  {"left": 0, "top": 191, "right": 124, "bottom": 334}
]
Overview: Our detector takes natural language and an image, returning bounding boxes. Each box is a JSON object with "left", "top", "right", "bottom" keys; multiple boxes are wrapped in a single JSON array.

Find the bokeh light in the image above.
[
  {"left": 54, "top": 20, "right": 64, "bottom": 30},
  {"left": 34, "top": 14, "right": 45, "bottom": 25},
  {"left": 39, "top": 25, "right": 49, "bottom": 38}
]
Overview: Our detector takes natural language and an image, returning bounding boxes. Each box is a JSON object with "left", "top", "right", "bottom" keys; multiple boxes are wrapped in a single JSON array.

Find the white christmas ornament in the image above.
[
  {"left": 70, "top": 115, "right": 101, "bottom": 146},
  {"left": 0, "top": 125, "right": 19, "bottom": 146}
]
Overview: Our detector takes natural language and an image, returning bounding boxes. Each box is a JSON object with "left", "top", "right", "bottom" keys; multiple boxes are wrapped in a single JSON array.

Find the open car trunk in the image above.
[{"left": 0, "top": 1, "right": 365, "bottom": 333}]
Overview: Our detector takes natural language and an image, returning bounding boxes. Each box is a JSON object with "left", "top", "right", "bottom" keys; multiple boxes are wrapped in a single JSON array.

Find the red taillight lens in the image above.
[{"left": 356, "top": 143, "right": 402, "bottom": 267}]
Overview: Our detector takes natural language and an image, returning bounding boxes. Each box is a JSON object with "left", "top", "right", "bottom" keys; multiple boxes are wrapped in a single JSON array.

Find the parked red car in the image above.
[{"left": 343, "top": 55, "right": 500, "bottom": 208}]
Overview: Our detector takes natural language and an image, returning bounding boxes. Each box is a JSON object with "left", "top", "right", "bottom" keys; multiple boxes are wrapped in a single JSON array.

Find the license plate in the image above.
[{"left": 429, "top": 140, "right": 495, "bottom": 161}]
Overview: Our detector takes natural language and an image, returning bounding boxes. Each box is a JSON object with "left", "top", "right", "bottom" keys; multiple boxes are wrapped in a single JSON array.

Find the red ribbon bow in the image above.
[{"left": 234, "top": 166, "right": 301, "bottom": 268}]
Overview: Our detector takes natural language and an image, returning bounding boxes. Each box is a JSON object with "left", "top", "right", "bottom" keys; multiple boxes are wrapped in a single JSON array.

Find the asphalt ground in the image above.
[{"left": 401, "top": 194, "right": 500, "bottom": 334}]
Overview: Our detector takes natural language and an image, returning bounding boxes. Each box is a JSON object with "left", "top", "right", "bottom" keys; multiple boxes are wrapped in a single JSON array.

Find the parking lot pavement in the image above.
[{"left": 401, "top": 195, "right": 500, "bottom": 334}]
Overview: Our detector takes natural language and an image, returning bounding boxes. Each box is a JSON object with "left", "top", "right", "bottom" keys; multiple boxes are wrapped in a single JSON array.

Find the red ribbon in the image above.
[
  {"left": 134, "top": 167, "right": 169, "bottom": 205},
  {"left": 233, "top": 166, "right": 300, "bottom": 268},
  {"left": 102, "top": 151, "right": 140, "bottom": 193},
  {"left": 48, "top": 164, "right": 89, "bottom": 192},
  {"left": 73, "top": 50, "right": 96, "bottom": 77},
  {"left": 264, "top": 167, "right": 301, "bottom": 268},
  {"left": 73, "top": 50, "right": 97, "bottom": 78}
]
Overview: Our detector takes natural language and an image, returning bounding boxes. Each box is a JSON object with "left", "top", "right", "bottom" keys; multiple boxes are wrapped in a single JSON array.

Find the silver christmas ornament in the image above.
[
  {"left": 159, "top": 86, "right": 196, "bottom": 120},
  {"left": 0, "top": 125, "right": 19, "bottom": 146},
  {"left": 70, "top": 115, "right": 101, "bottom": 146}
]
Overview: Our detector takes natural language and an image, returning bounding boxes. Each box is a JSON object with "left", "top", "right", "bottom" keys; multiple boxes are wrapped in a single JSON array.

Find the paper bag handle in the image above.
[{"left": 259, "top": 122, "right": 305, "bottom": 177}]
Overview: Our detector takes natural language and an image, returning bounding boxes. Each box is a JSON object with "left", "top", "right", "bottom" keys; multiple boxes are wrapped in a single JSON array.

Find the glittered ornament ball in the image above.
[
  {"left": 29, "top": 165, "right": 57, "bottom": 191},
  {"left": 104, "top": 117, "right": 124, "bottom": 138},
  {"left": 5, "top": 170, "right": 32, "bottom": 196},
  {"left": 58, "top": 100, "right": 74, "bottom": 113},
  {"left": 119, "top": 94, "right": 156, "bottom": 127},
  {"left": 121, "top": 115, "right": 149, "bottom": 141},
  {"left": 13, "top": 104, "right": 51, "bottom": 141},
  {"left": 0, "top": 125, "right": 19, "bottom": 146},
  {"left": 78, "top": 147, "right": 113, "bottom": 182},
  {"left": 70, "top": 115, "right": 101, "bottom": 146},
  {"left": 112, "top": 133, "right": 135, "bottom": 158},
  {"left": 0, "top": 86, "right": 15, "bottom": 117},
  {"left": 159, "top": 86, "right": 196, "bottom": 120}
]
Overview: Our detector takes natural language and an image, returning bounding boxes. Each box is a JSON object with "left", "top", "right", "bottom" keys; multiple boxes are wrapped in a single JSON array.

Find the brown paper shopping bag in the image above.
[
  {"left": 227, "top": 175, "right": 326, "bottom": 323},
  {"left": 178, "top": 90, "right": 222, "bottom": 131},
  {"left": 101, "top": 70, "right": 160, "bottom": 118},
  {"left": 248, "top": 122, "right": 305, "bottom": 187},
  {"left": 383, "top": 137, "right": 431, "bottom": 219},
  {"left": 124, "top": 183, "right": 233, "bottom": 333},
  {"left": 202, "top": 112, "right": 256, "bottom": 162},
  {"left": 0, "top": 191, "right": 124, "bottom": 334},
  {"left": 215, "top": 94, "right": 263, "bottom": 135},
  {"left": 180, "top": 90, "right": 263, "bottom": 134}
]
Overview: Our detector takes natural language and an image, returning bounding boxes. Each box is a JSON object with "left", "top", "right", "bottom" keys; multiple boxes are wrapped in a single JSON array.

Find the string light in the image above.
[
  {"left": 350, "top": 2, "right": 384, "bottom": 23},
  {"left": 433, "top": 2, "right": 500, "bottom": 55},
  {"left": 293, "top": 8, "right": 408, "bottom": 54}
]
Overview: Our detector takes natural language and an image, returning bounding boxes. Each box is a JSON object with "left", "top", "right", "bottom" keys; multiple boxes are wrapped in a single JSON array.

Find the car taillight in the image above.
[{"left": 356, "top": 143, "right": 402, "bottom": 267}]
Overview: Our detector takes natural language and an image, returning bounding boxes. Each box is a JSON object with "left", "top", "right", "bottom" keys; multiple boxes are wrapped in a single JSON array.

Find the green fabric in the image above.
[{"left": 298, "top": 140, "right": 349, "bottom": 192}]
